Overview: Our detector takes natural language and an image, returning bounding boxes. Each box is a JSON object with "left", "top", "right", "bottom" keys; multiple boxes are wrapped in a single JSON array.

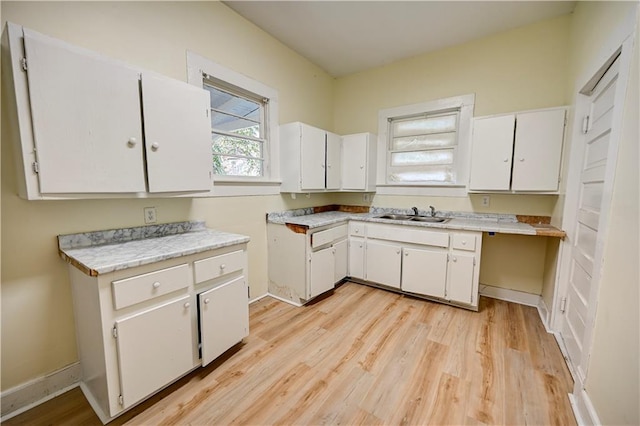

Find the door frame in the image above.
[{"left": 551, "top": 11, "right": 637, "bottom": 426}]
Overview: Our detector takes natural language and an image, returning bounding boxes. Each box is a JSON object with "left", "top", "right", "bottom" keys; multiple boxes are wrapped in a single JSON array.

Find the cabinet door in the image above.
[
  {"left": 447, "top": 253, "right": 476, "bottom": 305},
  {"left": 300, "top": 124, "right": 327, "bottom": 190},
  {"left": 309, "top": 246, "right": 335, "bottom": 298},
  {"left": 366, "top": 241, "right": 401, "bottom": 288},
  {"left": 334, "top": 239, "right": 348, "bottom": 283},
  {"left": 23, "top": 29, "right": 145, "bottom": 194},
  {"left": 512, "top": 109, "right": 565, "bottom": 191},
  {"left": 401, "top": 248, "right": 447, "bottom": 298},
  {"left": 326, "top": 132, "right": 342, "bottom": 190},
  {"left": 349, "top": 237, "right": 366, "bottom": 280},
  {"left": 341, "top": 134, "right": 368, "bottom": 190},
  {"left": 114, "top": 295, "right": 194, "bottom": 409},
  {"left": 141, "top": 73, "right": 212, "bottom": 193},
  {"left": 199, "top": 276, "right": 249, "bottom": 366},
  {"left": 469, "top": 115, "right": 515, "bottom": 191}
]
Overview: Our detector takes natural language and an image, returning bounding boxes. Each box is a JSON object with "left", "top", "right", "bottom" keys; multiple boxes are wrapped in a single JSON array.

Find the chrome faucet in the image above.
[
  {"left": 411, "top": 206, "right": 419, "bottom": 216},
  {"left": 429, "top": 205, "right": 436, "bottom": 217}
]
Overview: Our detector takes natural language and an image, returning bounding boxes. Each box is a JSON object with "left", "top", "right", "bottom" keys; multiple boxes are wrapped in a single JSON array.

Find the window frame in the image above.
[
  {"left": 187, "top": 51, "right": 281, "bottom": 196},
  {"left": 376, "top": 94, "right": 475, "bottom": 196}
]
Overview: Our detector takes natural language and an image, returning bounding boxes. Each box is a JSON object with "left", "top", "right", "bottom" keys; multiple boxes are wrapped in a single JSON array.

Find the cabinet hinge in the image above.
[
  {"left": 560, "top": 297, "right": 567, "bottom": 313},
  {"left": 473, "top": 258, "right": 476, "bottom": 266},
  {"left": 20, "top": 57, "right": 27, "bottom": 71},
  {"left": 112, "top": 326, "right": 118, "bottom": 339},
  {"left": 247, "top": 286, "right": 250, "bottom": 299},
  {"left": 447, "top": 254, "right": 450, "bottom": 262},
  {"left": 32, "top": 161, "right": 39, "bottom": 173},
  {"left": 118, "top": 395, "right": 124, "bottom": 406},
  {"left": 582, "top": 115, "right": 590, "bottom": 134}
]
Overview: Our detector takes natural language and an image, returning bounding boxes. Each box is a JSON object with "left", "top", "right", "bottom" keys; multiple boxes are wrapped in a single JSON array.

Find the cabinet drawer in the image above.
[
  {"left": 311, "top": 224, "right": 348, "bottom": 248},
  {"left": 452, "top": 233, "right": 477, "bottom": 251},
  {"left": 194, "top": 250, "right": 245, "bottom": 284},
  {"left": 112, "top": 264, "right": 189, "bottom": 310},
  {"left": 349, "top": 222, "right": 366, "bottom": 237}
]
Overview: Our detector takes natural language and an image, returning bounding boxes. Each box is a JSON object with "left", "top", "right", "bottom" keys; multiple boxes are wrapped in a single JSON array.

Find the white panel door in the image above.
[
  {"left": 199, "top": 276, "right": 249, "bottom": 366},
  {"left": 348, "top": 237, "right": 365, "bottom": 280},
  {"left": 23, "top": 29, "right": 145, "bottom": 194},
  {"left": 512, "top": 109, "right": 566, "bottom": 191},
  {"left": 141, "top": 73, "right": 212, "bottom": 193},
  {"left": 561, "top": 58, "right": 619, "bottom": 381},
  {"left": 469, "top": 115, "right": 515, "bottom": 191},
  {"left": 300, "top": 124, "right": 327, "bottom": 190},
  {"left": 334, "top": 239, "right": 348, "bottom": 283},
  {"left": 115, "top": 296, "right": 194, "bottom": 409},
  {"left": 366, "top": 241, "right": 401, "bottom": 288},
  {"left": 326, "top": 132, "right": 342, "bottom": 190},
  {"left": 401, "top": 247, "right": 447, "bottom": 298},
  {"left": 341, "top": 134, "right": 368, "bottom": 190},
  {"left": 309, "top": 246, "right": 335, "bottom": 298},
  {"left": 447, "top": 253, "right": 475, "bottom": 304}
]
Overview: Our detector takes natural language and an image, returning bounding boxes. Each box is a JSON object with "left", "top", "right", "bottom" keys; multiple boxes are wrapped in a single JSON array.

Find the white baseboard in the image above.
[
  {"left": 248, "top": 292, "right": 270, "bottom": 305},
  {"left": 0, "top": 362, "right": 81, "bottom": 421},
  {"left": 479, "top": 284, "right": 542, "bottom": 307},
  {"left": 569, "top": 387, "right": 602, "bottom": 426}
]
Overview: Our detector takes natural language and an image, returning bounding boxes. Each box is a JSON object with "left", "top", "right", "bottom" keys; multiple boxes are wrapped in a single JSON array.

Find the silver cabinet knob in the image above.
[
  {"left": 220, "top": 264, "right": 226, "bottom": 270},
  {"left": 452, "top": 257, "right": 458, "bottom": 262},
  {"left": 184, "top": 302, "right": 190, "bottom": 308},
  {"left": 519, "top": 158, "right": 525, "bottom": 162},
  {"left": 151, "top": 142, "right": 160, "bottom": 151},
  {"left": 152, "top": 281, "right": 160, "bottom": 289},
  {"left": 127, "top": 137, "right": 137, "bottom": 147},
  {"left": 204, "top": 298, "right": 210, "bottom": 304},
  {"left": 503, "top": 158, "right": 509, "bottom": 162}
]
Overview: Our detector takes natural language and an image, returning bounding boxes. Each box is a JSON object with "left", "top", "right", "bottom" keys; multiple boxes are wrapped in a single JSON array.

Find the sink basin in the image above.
[
  {"left": 409, "top": 216, "right": 450, "bottom": 223},
  {"left": 376, "top": 214, "right": 450, "bottom": 223},
  {"left": 376, "top": 214, "right": 413, "bottom": 220}
]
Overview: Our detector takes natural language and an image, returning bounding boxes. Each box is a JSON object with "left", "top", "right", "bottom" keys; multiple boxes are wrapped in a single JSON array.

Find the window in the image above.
[
  {"left": 187, "top": 51, "right": 280, "bottom": 196},
  {"left": 204, "top": 80, "right": 266, "bottom": 177},
  {"left": 377, "top": 94, "right": 475, "bottom": 196}
]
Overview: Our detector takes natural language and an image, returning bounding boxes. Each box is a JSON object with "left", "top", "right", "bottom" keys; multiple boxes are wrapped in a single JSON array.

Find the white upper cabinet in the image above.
[
  {"left": 280, "top": 122, "right": 342, "bottom": 192},
  {"left": 141, "top": 73, "right": 212, "bottom": 193},
  {"left": 341, "top": 132, "right": 377, "bottom": 192},
  {"left": 468, "top": 107, "right": 566, "bottom": 193},
  {"left": 23, "top": 28, "right": 146, "bottom": 194},
  {"left": 4, "top": 23, "right": 212, "bottom": 199}
]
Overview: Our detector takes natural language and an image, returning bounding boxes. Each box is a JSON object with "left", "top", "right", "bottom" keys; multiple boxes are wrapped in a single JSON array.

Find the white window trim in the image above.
[
  {"left": 186, "top": 51, "right": 281, "bottom": 196},
  {"left": 377, "top": 94, "right": 475, "bottom": 197}
]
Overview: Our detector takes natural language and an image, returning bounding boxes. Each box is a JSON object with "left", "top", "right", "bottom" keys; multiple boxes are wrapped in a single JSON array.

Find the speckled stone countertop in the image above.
[
  {"left": 58, "top": 221, "right": 250, "bottom": 276},
  {"left": 267, "top": 207, "right": 566, "bottom": 237}
]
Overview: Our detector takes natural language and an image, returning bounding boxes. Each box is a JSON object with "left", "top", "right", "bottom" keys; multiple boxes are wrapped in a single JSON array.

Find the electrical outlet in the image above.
[
  {"left": 144, "top": 207, "right": 157, "bottom": 224},
  {"left": 481, "top": 196, "right": 490, "bottom": 207},
  {"left": 363, "top": 193, "right": 370, "bottom": 202}
]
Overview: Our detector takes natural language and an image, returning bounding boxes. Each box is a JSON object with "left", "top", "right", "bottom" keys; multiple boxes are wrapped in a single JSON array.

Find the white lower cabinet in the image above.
[
  {"left": 348, "top": 237, "right": 366, "bottom": 280},
  {"left": 401, "top": 247, "right": 448, "bottom": 298},
  {"left": 115, "top": 295, "right": 194, "bottom": 409},
  {"left": 349, "top": 222, "right": 482, "bottom": 310},
  {"left": 267, "top": 222, "right": 347, "bottom": 305},
  {"left": 310, "top": 246, "right": 336, "bottom": 299},
  {"left": 198, "top": 276, "right": 249, "bottom": 366},
  {"left": 68, "top": 243, "right": 248, "bottom": 423},
  {"left": 365, "top": 240, "right": 401, "bottom": 289}
]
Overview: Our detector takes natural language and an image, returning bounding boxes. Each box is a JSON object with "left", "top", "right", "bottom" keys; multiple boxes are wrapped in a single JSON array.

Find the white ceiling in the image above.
[{"left": 223, "top": 1, "right": 576, "bottom": 77}]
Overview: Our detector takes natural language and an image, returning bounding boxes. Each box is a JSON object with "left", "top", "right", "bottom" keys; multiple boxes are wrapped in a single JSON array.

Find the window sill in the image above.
[{"left": 376, "top": 184, "right": 468, "bottom": 197}]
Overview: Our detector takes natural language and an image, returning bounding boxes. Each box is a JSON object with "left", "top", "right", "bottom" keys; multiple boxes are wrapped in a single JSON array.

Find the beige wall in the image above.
[
  {"left": 0, "top": 1, "right": 335, "bottom": 391},
  {"left": 332, "top": 16, "right": 571, "bottom": 293},
  {"left": 566, "top": 2, "right": 639, "bottom": 424}
]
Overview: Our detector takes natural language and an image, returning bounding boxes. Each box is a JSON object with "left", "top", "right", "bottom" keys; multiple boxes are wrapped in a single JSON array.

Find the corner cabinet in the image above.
[
  {"left": 67, "top": 244, "right": 249, "bottom": 423},
  {"left": 3, "top": 23, "right": 212, "bottom": 199},
  {"left": 267, "top": 222, "right": 348, "bottom": 305},
  {"left": 469, "top": 107, "right": 566, "bottom": 192},
  {"left": 349, "top": 222, "right": 482, "bottom": 310},
  {"left": 279, "top": 122, "right": 342, "bottom": 192}
]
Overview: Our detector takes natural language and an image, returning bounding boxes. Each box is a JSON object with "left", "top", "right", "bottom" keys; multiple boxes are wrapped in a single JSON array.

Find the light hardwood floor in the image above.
[{"left": 4, "top": 282, "right": 576, "bottom": 425}]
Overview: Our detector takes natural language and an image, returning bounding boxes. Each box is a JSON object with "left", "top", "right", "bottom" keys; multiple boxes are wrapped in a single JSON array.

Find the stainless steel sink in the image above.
[
  {"left": 376, "top": 214, "right": 450, "bottom": 223},
  {"left": 377, "top": 214, "right": 413, "bottom": 220},
  {"left": 409, "top": 216, "right": 450, "bottom": 223}
]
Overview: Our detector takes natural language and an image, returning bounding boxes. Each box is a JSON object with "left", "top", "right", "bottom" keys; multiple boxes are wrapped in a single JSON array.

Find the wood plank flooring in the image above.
[{"left": 4, "top": 282, "right": 575, "bottom": 425}]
